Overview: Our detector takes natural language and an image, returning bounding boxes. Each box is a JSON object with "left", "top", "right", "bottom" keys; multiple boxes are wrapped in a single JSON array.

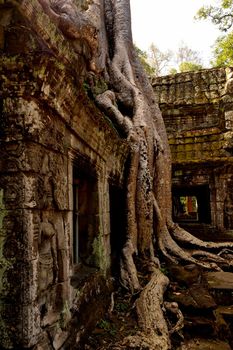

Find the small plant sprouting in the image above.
[
  {"left": 96, "top": 319, "right": 117, "bottom": 336},
  {"left": 115, "top": 301, "right": 129, "bottom": 313}
]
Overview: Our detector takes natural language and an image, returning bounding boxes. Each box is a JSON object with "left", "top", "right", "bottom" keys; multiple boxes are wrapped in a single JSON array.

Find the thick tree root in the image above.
[
  {"left": 152, "top": 200, "right": 233, "bottom": 269},
  {"left": 119, "top": 240, "right": 141, "bottom": 293},
  {"left": 164, "top": 301, "right": 184, "bottom": 336},
  {"left": 100, "top": 0, "right": 233, "bottom": 344},
  {"left": 115, "top": 269, "right": 171, "bottom": 350},
  {"left": 169, "top": 223, "right": 233, "bottom": 250},
  {"left": 158, "top": 225, "right": 233, "bottom": 270},
  {"left": 96, "top": 90, "right": 133, "bottom": 135}
]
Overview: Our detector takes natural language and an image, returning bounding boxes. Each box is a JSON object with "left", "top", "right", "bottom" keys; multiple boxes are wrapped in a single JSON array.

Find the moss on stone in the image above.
[
  {"left": 60, "top": 301, "right": 71, "bottom": 329},
  {"left": 92, "top": 235, "right": 109, "bottom": 273}
]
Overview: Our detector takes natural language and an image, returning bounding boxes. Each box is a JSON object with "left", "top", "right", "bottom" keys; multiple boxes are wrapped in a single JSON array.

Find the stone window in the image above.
[
  {"left": 173, "top": 195, "right": 198, "bottom": 222},
  {"left": 173, "top": 185, "right": 211, "bottom": 224},
  {"left": 73, "top": 167, "right": 98, "bottom": 266}
]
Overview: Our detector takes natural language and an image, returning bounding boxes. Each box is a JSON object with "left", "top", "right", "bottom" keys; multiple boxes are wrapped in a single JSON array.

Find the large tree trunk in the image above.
[{"left": 15, "top": 0, "right": 233, "bottom": 348}]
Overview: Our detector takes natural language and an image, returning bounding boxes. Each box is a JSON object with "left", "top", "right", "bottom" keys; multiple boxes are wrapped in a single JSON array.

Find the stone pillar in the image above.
[
  {"left": 0, "top": 95, "right": 73, "bottom": 348},
  {"left": 0, "top": 98, "right": 41, "bottom": 347}
]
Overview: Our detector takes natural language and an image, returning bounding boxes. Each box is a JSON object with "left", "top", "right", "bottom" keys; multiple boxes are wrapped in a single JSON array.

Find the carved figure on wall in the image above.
[{"left": 38, "top": 212, "right": 57, "bottom": 293}]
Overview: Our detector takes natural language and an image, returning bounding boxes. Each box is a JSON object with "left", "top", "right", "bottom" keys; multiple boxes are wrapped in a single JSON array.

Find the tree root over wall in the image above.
[{"left": 15, "top": 0, "right": 233, "bottom": 348}]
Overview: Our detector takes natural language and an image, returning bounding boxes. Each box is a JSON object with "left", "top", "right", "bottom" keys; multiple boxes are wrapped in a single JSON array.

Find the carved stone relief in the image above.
[{"left": 38, "top": 212, "right": 57, "bottom": 294}]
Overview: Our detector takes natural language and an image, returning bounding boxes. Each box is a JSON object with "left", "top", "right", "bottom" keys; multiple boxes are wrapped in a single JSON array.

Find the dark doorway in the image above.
[
  {"left": 73, "top": 166, "right": 98, "bottom": 265},
  {"left": 109, "top": 185, "right": 126, "bottom": 276},
  {"left": 172, "top": 185, "right": 211, "bottom": 224}
]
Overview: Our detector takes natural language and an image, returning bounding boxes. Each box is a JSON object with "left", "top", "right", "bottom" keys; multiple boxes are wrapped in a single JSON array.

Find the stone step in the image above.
[
  {"left": 204, "top": 271, "right": 233, "bottom": 305},
  {"left": 215, "top": 305, "right": 233, "bottom": 320},
  {"left": 184, "top": 315, "right": 215, "bottom": 337},
  {"left": 167, "top": 284, "right": 217, "bottom": 311},
  {"left": 178, "top": 338, "right": 231, "bottom": 350},
  {"left": 215, "top": 305, "right": 233, "bottom": 341},
  {"left": 167, "top": 268, "right": 233, "bottom": 346}
]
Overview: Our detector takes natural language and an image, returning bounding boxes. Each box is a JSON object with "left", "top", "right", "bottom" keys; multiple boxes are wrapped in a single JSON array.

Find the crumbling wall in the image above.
[
  {"left": 0, "top": 4, "right": 129, "bottom": 349},
  {"left": 153, "top": 68, "right": 233, "bottom": 232}
]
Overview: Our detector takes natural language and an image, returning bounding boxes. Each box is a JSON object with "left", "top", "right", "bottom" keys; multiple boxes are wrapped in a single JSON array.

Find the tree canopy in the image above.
[
  {"left": 211, "top": 32, "right": 233, "bottom": 66},
  {"left": 196, "top": 0, "right": 233, "bottom": 67},
  {"left": 196, "top": 0, "right": 233, "bottom": 32},
  {"left": 135, "top": 45, "right": 155, "bottom": 76},
  {"left": 136, "top": 42, "right": 203, "bottom": 77},
  {"left": 147, "top": 43, "right": 173, "bottom": 77}
]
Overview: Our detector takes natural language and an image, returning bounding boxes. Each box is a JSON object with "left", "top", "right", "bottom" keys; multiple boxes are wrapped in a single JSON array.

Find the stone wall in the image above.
[
  {"left": 0, "top": 4, "right": 129, "bottom": 349},
  {"left": 153, "top": 69, "right": 233, "bottom": 233}
]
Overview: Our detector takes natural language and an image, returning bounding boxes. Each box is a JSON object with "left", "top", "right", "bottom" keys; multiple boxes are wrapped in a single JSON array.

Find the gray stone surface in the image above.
[
  {"left": 205, "top": 272, "right": 233, "bottom": 290},
  {"left": 179, "top": 338, "right": 231, "bottom": 350}
]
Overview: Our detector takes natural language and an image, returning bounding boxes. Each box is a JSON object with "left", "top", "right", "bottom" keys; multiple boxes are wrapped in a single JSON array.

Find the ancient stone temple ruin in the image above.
[
  {"left": 0, "top": 3, "right": 128, "bottom": 348},
  {"left": 0, "top": 2, "right": 233, "bottom": 350},
  {"left": 153, "top": 69, "right": 233, "bottom": 238}
]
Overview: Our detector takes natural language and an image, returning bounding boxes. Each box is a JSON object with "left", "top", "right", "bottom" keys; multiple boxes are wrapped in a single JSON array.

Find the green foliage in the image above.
[
  {"left": 160, "top": 266, "right": 169, "bottom": 276},
  {"left": 196, "top": 0, "right": 233, "bottom": 32},
  {"left": 211, "top": 32, "right": 233, "bottom": 66},
  {"left": 83, "top": 74, "right": 108, "bottom": 98},
  {"left": 115, "top": 301, "right": 129, "bottom": 312},
  {"left": 167, "top": 42, "right": 204, "bottom": 73},
  {"left": 179, "top": 61, "right": 202, "bottom": 72},
  {"left": 196, "top": 1, "right": 233, "bottom": 67},
  {"left": 77, "top": 0, "right": 93, "bottom": 11},
  {"left": 169, "top": 68, "right": 177, "bottom": 75},
  {"left": 97, "top": 319, "right": 117, "bottom": 336},
  {"left": 134, "top": 45, "right": 155, "bottom": 77},
  {"left": 83, "top": 81, "right": 90, "bottom": 93}
]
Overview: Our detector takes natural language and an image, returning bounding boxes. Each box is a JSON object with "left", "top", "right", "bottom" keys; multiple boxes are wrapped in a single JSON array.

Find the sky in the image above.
[{"left": 130, "top": 0, "right": 222, "bottom": 68}]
